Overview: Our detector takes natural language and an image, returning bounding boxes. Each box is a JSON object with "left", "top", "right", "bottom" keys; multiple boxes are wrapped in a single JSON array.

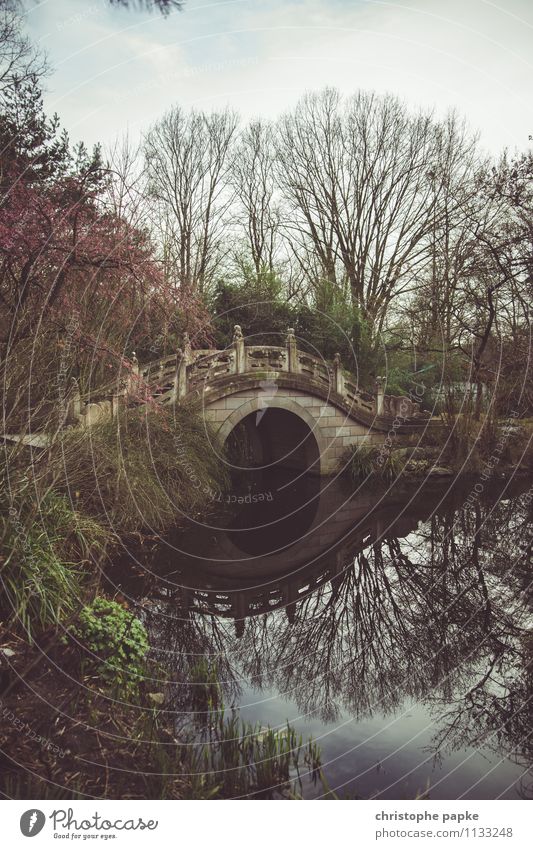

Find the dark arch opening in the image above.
[
  {"left": 223, "top": 408, "right": 321, "bottom": 555},
  {"left": 225, "top": 407, "right": 320, "bottom": 474}
]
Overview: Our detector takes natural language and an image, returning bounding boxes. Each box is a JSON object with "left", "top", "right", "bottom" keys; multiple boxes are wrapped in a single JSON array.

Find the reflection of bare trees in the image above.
[
  {"left": 420, "top": 493, "right": 533, "bottom": 789},
  {"left": 429, "top": 640, "right": 532, "bottom": 789},
  {"left": 144, "top": 485, "right": 532, "bottom": 776},
  {"left": 144, "top": 603, "right": 243, "bottom": 720},
  {"left": 233, "top": 536, "right": 496, "bottom": 724}
]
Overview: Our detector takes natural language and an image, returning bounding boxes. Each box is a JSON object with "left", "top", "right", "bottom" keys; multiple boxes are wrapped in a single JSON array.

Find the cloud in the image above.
[{"left": 24, "top": 0, "right": 533, "bottom": 154}]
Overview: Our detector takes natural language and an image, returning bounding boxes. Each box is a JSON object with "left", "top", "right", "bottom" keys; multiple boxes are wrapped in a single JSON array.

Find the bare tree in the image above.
[
  {"left": 414, "top": 115, "right": 482, "bottom": 344},
  {"left": 231, "top": 120, "right": 282, "bottom": 282},
  {"left": 0, "top": 1, "right": 47, "bottom": 97},
  {"left": 108, "top": 0, "right": 184, "bottom": 12},
  {"left": 144, "top": 106, "right": 238, "bottom": 295},
  {"left": 105, "top": 134, "right": 147, "bottom": 230},
  {"left": 453, "top": 154, "right": 533, "bottom": 417},
  {"left": 276, "top": 89, "right": 342, "bottom": 293},
  {"left": 400, "top": 115, "right": 483, "bottom": 353},
  {"left": 276, "top": 89, "right": 480, "bottom": 337}
]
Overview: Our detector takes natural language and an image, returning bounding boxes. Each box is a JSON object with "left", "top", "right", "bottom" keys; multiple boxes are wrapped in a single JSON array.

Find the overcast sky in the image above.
[{"left": 24, "top": 0, "right": 533, "bottom": 156}]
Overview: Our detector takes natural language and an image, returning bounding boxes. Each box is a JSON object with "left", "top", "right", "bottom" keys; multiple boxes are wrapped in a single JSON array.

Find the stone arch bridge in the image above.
[{"left": 68, "top": 326, "right": 432, "bottom": 476}]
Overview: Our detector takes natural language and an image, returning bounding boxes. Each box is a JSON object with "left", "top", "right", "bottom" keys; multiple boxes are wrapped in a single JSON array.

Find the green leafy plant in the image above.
[{"left": 65, "top": 597, "right": 149, "bottom": 695}]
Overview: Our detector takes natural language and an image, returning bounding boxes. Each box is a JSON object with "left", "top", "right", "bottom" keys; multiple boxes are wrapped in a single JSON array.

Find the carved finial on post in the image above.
[
  {"left": 375, "top": 375, "right": 385, "bottom": 416},
  {"left": 333, "top": 353, "right": 344, "bottom": 395},
  {"left": 286, "top": 327, "right": 297, "bottom": 373},
  {"left": 171, "top": 348, "right": 187, "bottom": 403},
  {"left": 233, "top": 324, "right": 246, "bottom": 373}
]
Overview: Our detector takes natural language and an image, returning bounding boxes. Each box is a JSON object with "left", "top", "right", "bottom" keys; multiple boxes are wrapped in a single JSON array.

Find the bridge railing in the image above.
[
  {"left": 69, "top": 325, "right": 429, "bottom": 425},
  {"left": 176, "top": 326, "right": 427, "bottom": 421}
]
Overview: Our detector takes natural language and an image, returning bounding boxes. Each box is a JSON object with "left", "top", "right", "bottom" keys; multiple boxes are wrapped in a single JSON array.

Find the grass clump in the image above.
[
  {"left": 441, "top": 402, "right": 533, "bottom": 473},
  {"left": 346, "top": 443, "right": 402, "bottom": 483},
  {"left": 148, "top": 657, "right": 324, "bottom": 799},
  {"left": 149, "top": 657, "right": 324, "bottom": 799},
  {"left": 183, "top": 708, "right": 323, "bottom": 799},
  {"left": 0, "top": 485, "right": 108, "bottom": 641},
  {"left": 188, "top": 656, "right": 223, "bottom": 713},
  {"left": 48, "top": 402, "right": 229, "bottom": 534}
]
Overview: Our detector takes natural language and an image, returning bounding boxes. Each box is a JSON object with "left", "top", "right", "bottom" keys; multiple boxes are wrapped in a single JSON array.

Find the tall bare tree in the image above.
[
  {"left": 401, "top": 115, "right": 483, "bottom": 352},
  {"left": 231, "top": 120, "right": 282, "bottom": 282},
  {"left": 276, "top": 89, "right": 480, "bottom": 337},
  {"left": 105, "top": 134, "right": 148, "bottom": 230},
  {"left": 144, "top": 105, "right": 238, "bottom": 295},
  {"left": 455, "top": 154, "right": 533, "bottom": 416}
]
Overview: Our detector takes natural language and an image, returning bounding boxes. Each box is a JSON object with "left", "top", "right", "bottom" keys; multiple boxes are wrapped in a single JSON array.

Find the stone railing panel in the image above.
[
  {"left": 187, "top": 349, "right": 235, "bottom": 391},
  {"left": 382, "top": 395, "right": 429, "bottom": 419},
  {"left": 344, "top": 380, "right": 375, "bottom": 414},
  {"left": 297, "top": 352, "right": 331, "bottom": 387},
  {"left": 246, "top": 346, "right": 287, "bottom": 372},
  {"left": 139, "top": 353, "right": 176, "bottom": 382}
]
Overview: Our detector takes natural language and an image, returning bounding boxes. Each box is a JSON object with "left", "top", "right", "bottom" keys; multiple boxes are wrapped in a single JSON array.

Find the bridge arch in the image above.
[{"left": 218, "top": 396, "right": 326, "bottom": 474}]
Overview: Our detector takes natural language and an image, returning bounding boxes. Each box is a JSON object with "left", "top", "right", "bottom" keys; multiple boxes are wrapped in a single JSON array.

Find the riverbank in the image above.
[
  {"left": 1, "top": 403, "right": 229, "bottom": 647},
  {"left": 0, "top": 639, "right": 322, "bottom": 799},
  {"left": 0, "top": 404, "right": 328, "bottom": 799},
  {"left": 346, "top": 416, "right": 533, "bottom": 483}
]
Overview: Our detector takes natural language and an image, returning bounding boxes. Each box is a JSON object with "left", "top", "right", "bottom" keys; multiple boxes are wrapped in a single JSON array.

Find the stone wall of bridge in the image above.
[{"left": 203, "top": 386, "right": 385, "bottom": 475}]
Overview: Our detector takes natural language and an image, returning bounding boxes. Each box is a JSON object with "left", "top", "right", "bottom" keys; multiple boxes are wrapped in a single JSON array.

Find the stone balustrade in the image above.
[{"left": 71, "top": 325, "right": 429, "bottom": 425}]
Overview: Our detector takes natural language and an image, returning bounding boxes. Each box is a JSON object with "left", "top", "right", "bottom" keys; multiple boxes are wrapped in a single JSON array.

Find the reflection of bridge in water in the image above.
[{"left": 148, "top": 480, "right": 457, "bottom": 634}]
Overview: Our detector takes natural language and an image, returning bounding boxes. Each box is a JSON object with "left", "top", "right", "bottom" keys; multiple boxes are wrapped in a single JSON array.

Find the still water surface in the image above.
[{"left": 114, "top": 470, "right": 532, "bottom": 799}]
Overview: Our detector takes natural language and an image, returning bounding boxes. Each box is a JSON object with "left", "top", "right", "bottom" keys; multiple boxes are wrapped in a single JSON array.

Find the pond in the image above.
[{"left": 112, "top": 468, "right": 533, "bottom": 800}]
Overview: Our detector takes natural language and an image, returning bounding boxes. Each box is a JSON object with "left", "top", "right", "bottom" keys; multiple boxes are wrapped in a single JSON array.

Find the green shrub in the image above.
[{"left": 65, "top": 597, "right": 149, "bottom": 695}]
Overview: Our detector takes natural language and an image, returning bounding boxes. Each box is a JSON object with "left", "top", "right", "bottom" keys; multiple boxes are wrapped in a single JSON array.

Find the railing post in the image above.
[
  {"left": 112, "top": 385, "right": 122, "bottom": 419},
  {"left": 171, "top": 349, "right": 187, "bottom": 403},
  {"left": 182, "top": 332, "right": 193, "bottom": 365},
  {"left": 287, "top": 327, "right": 297, "bottom": 373},
  {"left": 333, "top": 353, "right": 344, "bottom": 396},
  {"left": 112, "top": 371, "right": 128, "bottom": 419},
  {"left": 127, "top": 352, "right": 139, "bottom": 395},
  {"left": 375, "top": 375, "right": 385, "bottom": 415},
  {"left": 68, "top": 377, "right": 82, "bottom": 422},
  {"left": 233, "top": 324, "right": 246, "bottom": 373}
]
